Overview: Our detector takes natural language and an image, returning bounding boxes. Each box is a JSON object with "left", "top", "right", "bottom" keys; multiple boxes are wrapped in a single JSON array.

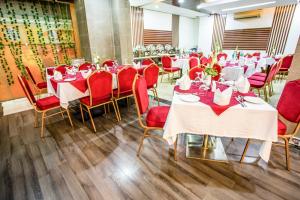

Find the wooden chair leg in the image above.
[
  {"left": 59, "top": 108, "right": 65, "bottom": 119},
  {"left": 111, "top": 101, "right": 120, "bottom": 122},
  {"left": 126, "top": 97, "right": 130, "bottom": 110},
  {"left": 79, "top": 104, "right": 85, "bottom": 124},
  {"left": 257, "top": 89, "right": 261, "bottom": 97},
  {"left": 240, "top": 139, "right": 250, "bottom": 162},
  {"left": 263, "top": 86, "right": 268, "bottom": 102},
  {"left": 87, "top": 108, "right": 96, "bottom": 132},
  {"left": 104, "top": 104, "right": 107, "bottom": 115},
  {"left": 284, "top": 138, "right": 290, "bottom": 170},
  {"left": 41, "top": 112, "right": 46, "bottom": 138},
  {"left": 34, "top": 110, "right": 38, "bottom": 128},
  {"left": 65, "top": 108, "right": 73, "bottom": 127},
  {"left": 114, "top": 99, "right": 121, "bottom": 121},
  {"left": 174, "top": 136, "right": 178, "bottom": 161},
  {"left": 160, "top": 73, "right": 163, "bottom": 83},
  {"left": 137, "top": 129, "right": 148, "bottom": 156}
]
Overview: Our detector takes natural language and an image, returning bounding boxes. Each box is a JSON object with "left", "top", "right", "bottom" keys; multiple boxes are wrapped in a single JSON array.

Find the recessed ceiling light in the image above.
[
  {"left": 222, "top": 1, "right": 276, "bottom": 12},
  {"left": 178, "top": 0, "right": 184, "bottom": 3},
  {"left": 197, "top": 4, "right": 201, "bottom": 9},
  {"left": 155, "top": 4, "right": 159, "bottom": 9}
]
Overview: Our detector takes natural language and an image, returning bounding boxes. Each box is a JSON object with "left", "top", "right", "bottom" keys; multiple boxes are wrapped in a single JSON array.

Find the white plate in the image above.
[
  {"left": 244, "top": 96, "right": 264, "bottom": 104},
  {"left": 179, "top": 94, "right": 200, "bottom": 103},
  {"left": 64, "top": 77, "right": 76, "bottom": 82}
]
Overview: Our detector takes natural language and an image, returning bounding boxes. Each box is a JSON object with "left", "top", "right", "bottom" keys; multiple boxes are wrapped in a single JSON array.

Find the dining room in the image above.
[{"left": 1, "top": 0, "right": 300, "bottom": 199}]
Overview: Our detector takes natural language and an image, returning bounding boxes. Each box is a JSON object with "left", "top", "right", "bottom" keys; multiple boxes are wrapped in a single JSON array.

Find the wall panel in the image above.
[
  {"left": 130, "top": 6, "right": 144, "bottom": 47},
  {"left": 143, "top": 29, "right": 172, "bottom": 45}
]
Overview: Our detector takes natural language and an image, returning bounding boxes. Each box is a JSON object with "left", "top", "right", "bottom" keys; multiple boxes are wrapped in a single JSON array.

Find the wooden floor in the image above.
[{"left": 1, "top": 102, "right": 300, "bottom": 200}]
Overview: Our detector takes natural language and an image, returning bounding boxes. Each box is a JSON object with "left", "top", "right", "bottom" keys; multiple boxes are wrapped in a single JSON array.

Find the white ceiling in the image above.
[{"left": 130, "top": 0, "right": 299, "bottom": 18}]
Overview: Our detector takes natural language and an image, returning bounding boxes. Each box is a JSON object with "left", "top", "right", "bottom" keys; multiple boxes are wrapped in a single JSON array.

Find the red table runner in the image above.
[
  {"left": 50, "top": 72, "right": 88, "bottom": 93},
  {"left": 174, "top": 83, "right": 256, "bottom": 116}
]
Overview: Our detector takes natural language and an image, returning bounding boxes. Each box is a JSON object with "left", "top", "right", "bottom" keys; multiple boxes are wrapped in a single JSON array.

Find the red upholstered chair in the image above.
[
  {"left": 217, "top": 52, "right": 228, "bottom": 61},
  {"left": 114, "top": 66, "right": 137, "bottom": 120},
  {"left": 132, "top": 74, "right": 177, "bottom": 159},
  {"left": 17, "top": 75, "right": 73, "bottom": 137},
  {"left": 25, "top": 66, "right": 47, "bottom": 94},
  {"left": 189, "top": 57, "right": 199, "bottom": 69},
  {"left": 102, "top": 59, "right": 115, "bottom": 67},
  {"left": 55, "top": 65, "right": 68, "bottom": 75},
  {"left": 141, "top": 58, "right": 155, "bottom": 65},
  {"left": 278, "top": 54, "right": 293, "bottom": 79},
  {"left": 241, "top": 80, "right": 300, "bottom": 170},
  {"left": 189, "top": 66, "right": 204, "bottom": 80},
  {"left": 143, "top": 64, "right": 160, "bottom": 105},
  {"left": 79, "top": 62, "right": 95, "bottom": 71},
  {"left": 212, "top": 64, "right": 222, "bottom": 81},
  {"left": 160, "top": 55, "right": 180, "bottom": 83},
  {"left": 189, "top": 52, "right": 199, "bottom": 58},
  {"left": 252, "top": 52, "right": 261, "bottom": 58},
  {"left": 79, "top": 70, "right": 119, "bottom": 132}
]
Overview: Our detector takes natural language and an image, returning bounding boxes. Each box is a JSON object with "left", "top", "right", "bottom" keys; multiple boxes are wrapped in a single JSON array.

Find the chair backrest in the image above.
[
  {"left": 212, "top": 64, "right": 222, "bottom": 81},
  {"left": 133, "top": 75, "right": 149, "bottom": 115},
  {"left": 102, "top": 59, "right": 115, "bottom": 67},
  {"left": 17, "top": 75, "right": 36, "bottom": 105},
  {"left": 55, "top": 65, "right": 67, "bottom": 75},
  {"left": 79, "top": 62, "right": 93, "bottom": 71},
  {"left": 143, "top": 64, "right": 159, "bottom": 89},
  {"left": 277, "top": 79, "right": 300, "bottom": 123},
  {"left": 265, "top": 62, "right": 279, "bottom": 84},
  {"left": 141, "top": 58, "right": 154, "bottom": 65},
  {"left": 117, "top": 66, "right": 137, "bottom": 96},
  {"left": 189, "top": 53, "right": 199, "bottom": 58},
  {"left": 252, "top": 52, "right": 261, "bottom": 57},
  {"left": 87, "top": 71, "right": 113, "bottom": 105},
  {"left": 161, "top": 56, "right": 172, "bottom": 69},
  {"left": 189, "top": 57, "right": 199, "bottom": 69},
  {"left": 200, "top": 56, "right": 208, "bottom": 66},
  {"left": 217, "top": 53, "right": 227, "bottom": 61},
  {"left": 25, "top": 66, "right": 37, "bottom": 85},
  {"left": 281, "top": 54, "right": 293, "bottom": 69},
  {"left": 189, "top": 67, "right": 204, "bottom": 80}
]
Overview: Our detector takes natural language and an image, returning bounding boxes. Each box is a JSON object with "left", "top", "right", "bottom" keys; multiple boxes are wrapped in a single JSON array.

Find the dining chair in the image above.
[
  {"left": 79, "top": 70, "right": 120, "bottom": 132},
  {"left": 217, "top": 52, "right": 228, "bottom": 61},
  {"left": 160, "top": 55, "right": 180, "bottom": 83},
  {"left": 189, "top": 57, "right": 199, "bottom": 69},
  {"left": 278, "top": 54, "right": 293, "bottom": 80},
  {"left": 252, "top": 52, "right": 261, "bottom": 59},
  {"left": 189, "top": 66, "right": 204, "bottom": 80},
  {"left": 25, "top": 66, "right": 47, "bottom": 94},
  {"left": 240, "top": 79, "right": 300, "bottom": 170},
  {"left": 113, "top": 66, "right": 137, "bottom": 120},
  {"left": 79, "top": 62, "right": 95, "bottom": 71},
  {"left": 189, "top": 52, "right": 199, "bottom": 58},
  {"left": 141, "top": 58, "right": 155, "bottom": 65},
  {"left": 102, "top": 59, "right": 115, "bottom": 67},
  {"left": 143, "top": 63, "right": 160, "bottom": 105},
  {"left": 18, "top": 75, "right": 73, "bottom": 137},
  {"left": 55, "top": 64, "right": 68, "bottom": 75},
  {"left": 132, "top": 74, "right": 177, "bottom": 160}
]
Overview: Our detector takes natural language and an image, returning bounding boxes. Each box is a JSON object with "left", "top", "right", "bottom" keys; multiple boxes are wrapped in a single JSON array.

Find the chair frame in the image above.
[
  {"left": 79, "top": 70, "right": 120, "bottom": 132},
  {"left": 132, "top": 75, "right": 178, "bottom": 160},
  {"left": 25, "top": 66, "right": 47, "bottom": 95},
  {"left": 160, "top": 55, "right": 180, "bottom": 84},
  {"left": 18, "top": 75, "right": 73, "bottom": 138}
]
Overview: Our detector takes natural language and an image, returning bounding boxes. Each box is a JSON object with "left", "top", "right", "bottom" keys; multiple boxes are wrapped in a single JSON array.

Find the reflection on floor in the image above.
[{"left": 1, "top": 102, "right": 300, "bottom": 200}]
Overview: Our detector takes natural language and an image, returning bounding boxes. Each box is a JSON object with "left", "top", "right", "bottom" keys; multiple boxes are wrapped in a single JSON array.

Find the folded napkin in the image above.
[
  {"left": 66, "top": 66, "right": 77, "bottom": 75},
  {"left": 133, "top": 62, "right": 141, "bottom": 69},
  {"left": 54, "top": 70, "right": 63, "bottom": 81},
  {"left": 213, "top": 87, "right": 233, "bottom": 106},
  {"left": 236, "top": 76, "right": 250, "bottom": 94},
  {"left": 81, "top": 69, "right": 92, "bottom": 79},
  {"left": 177, "top": 74, "right": 191, "bottom": 90}
]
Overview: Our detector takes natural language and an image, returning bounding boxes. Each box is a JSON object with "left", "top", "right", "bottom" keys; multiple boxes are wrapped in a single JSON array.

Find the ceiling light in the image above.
[
  {"left": 221, "top": 1, "right": 276, "bottom": 12},
  {"left": 155, "top": 4, "right": 159, "bottom": 9},
  {"left": 197, "top": 4, "right": 201, "bottom": 9},
  {"left": 178, "top": 0, "right": 184, "bottom": 3}
]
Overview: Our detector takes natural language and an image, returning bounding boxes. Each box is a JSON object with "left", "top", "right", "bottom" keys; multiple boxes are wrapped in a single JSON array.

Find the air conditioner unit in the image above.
[{"left": 234, "top": 10, "right": 261, "bottom": 20}]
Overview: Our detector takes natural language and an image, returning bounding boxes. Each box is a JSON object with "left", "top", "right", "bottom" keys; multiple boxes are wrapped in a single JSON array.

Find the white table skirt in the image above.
[
  {"left": 47, "top": 74, "right": 118, "bottom": 108},
  {"left": 163, "top": 93, "right": 278, "bottom": 162}
]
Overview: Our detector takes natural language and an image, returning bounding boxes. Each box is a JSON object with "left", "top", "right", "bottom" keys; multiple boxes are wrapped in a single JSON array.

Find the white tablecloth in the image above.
[
  {"left": 47, "top": 74, "right": 118, "bottom": 108},
  {"left": 163, "top": 93, "right": 278, "bottom": 162},
  {"left": 172, "top": 58, "right": 194, "bottom": 74},
  {"left": 222, "top": 66, "right": 244, "bottom": 81}
]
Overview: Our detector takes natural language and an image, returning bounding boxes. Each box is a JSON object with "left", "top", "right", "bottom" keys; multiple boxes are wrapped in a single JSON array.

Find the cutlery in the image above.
[
  {"left": 238, "top": 95, "right": 247, "bottom": 107},
  {"left": 235, "top": 97, "right": 245, "bottom": 107}
]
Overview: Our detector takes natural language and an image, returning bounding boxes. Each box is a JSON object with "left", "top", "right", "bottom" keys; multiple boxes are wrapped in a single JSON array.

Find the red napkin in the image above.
[
  {"left": 174, "top": 83, "right": 256, "bottom": 116},
  {"left": 50, "top": 72, "right": 88, "bottom": 93}
]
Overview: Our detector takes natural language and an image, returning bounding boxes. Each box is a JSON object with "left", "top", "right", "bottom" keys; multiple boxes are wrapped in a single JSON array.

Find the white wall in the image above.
[
  {"left": 225, "top": 7, "right": 275, "bottom": 30},
  {"left": 144, "top": 9, "right": 172, "bottom": 31},
  {"left": 197, "top": 15, "right": 214, "bottom": 56},
  {"left": 284, "top": 4, "right": 300, "bottom": 55},
  {"left": 178, "top": 16, "right": 198, "bottom": 49}
]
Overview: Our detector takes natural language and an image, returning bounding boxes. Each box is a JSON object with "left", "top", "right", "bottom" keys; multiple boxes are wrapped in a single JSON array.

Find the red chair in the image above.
[
  {"left": 102, "top": 59, "right": 115, "bottom": 67},
  {"left": 132, "top": 74, "right": 177, "bottom": 159},
  {"left": 278, "top": 54, "right": 293, "bottom": 79},
  {"left": 189, "top": 57, "right": 199, "bottom": 69},
  {"left": 252, "top": 52, "right": 261, "bottom": 58},
  {"left": 241, "top": 79, "right": 300, "bottom": 170},
  {"left": 79, "top": 62, "right": 95, "bottom": 71},
  {"left": 25, "top": 66, "right": 47, "bottom": 94},
  {"left": 55, "top": 65, "right": 68, "bottom": 75},
  {"left": 141, "top": 58, "right": 155, "bottom": 65},
  {"left": 217, "top": 52, "right": 227, "bottom": 61},
  {"left": 79, "top": 70, "right": 119, "bottom": 132},
  {"left": 17, "top": 75, "right": 73, "bottom": 137},
  {"left": 212, "top": 64, "right": 222, "bottom": 81},
  {"left": 189, "top": 66, "right": 204, "bottom": 80},
  {"left": 114, "top": 66, "right": 137, "bottom": 120},
  {"left": 189, "top": 52, "right": 199, "bottom": 58},
  {"left": 143, "top": 64, "right": 160, "bottom": 105},
  {"left": 161, "top": 55, "right": 180, "bottom": 83}
]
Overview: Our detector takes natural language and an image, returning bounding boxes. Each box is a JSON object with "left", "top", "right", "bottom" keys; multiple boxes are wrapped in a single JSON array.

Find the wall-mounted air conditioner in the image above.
[{"left": 234, "top": 10, "right": 262, "bottom": 20}]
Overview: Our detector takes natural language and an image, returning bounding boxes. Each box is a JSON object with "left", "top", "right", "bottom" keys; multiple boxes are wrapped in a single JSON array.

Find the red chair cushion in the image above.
[
  {"left": 146, "top": 106, "right": 170, "bottom": 128},
  {"left": 144, "top": 64, "right": 159, "bottom": 89},
  {"left": 252, "top": 72, "right": 266, "bottom": 77},
  {"left": 249, "top": 79, "right": 265, "bottom": 88},
  {"left": 189, "top": 57, "right": 199, "bottom": 69},
  {"left": 134, "top": 76, "right": 149, "bottom": 114},
  {"left": 36, "top": 96, "right": 60, "bottom": 110},
  {"left": 117, "top": 67, "right": 137, "bottom": 96},
  {"left": 161, "top": 56, "right": 172, "bottom": 68},
  {"left": 37, "top": 81, "right": 47, "bottom": 89},
  {"left": 279, "top": 68, "right": 289, "bottom": 72},
  {"left": 80, "top": 96, "right": 111, "bottom": 106},
  {"left": 142, "top": 59, "right": 154, "bottom": 65},
  {"left": 163, "top": 67, "right": 180, "bottom": 72},
  {"left": 248, "top": 75, "right": 266, "bottom": 82},
  {"left": 278, "top": 119, "right": 287, "bottom": 135}
]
